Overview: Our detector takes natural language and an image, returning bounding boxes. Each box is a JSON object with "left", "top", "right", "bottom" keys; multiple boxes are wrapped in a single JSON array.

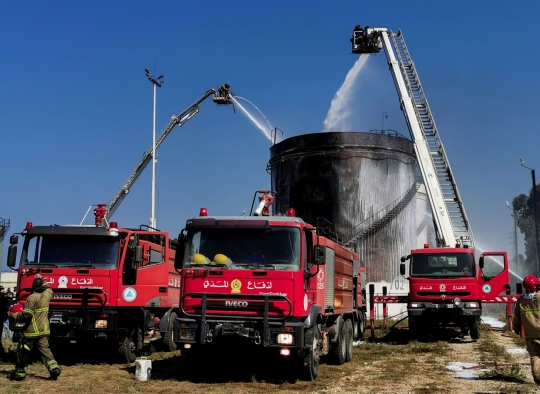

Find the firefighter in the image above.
[
  {"left": 351, "top": 24, "right": 363, "bottom": 46},
  {"left": 513, "top": 275, "right": 540, "bottom": 386},
  {"left": 218, "top": 84, "right": 231, "bottom": 98},
  {"left": 8, "top": 274, "right": 61, "bottom": 381}
]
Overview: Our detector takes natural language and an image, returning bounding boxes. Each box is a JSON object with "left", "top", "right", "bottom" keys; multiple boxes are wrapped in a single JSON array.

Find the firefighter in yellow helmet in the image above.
[{"left": 9, "top": 274, "right": 61, "bottom": 381}]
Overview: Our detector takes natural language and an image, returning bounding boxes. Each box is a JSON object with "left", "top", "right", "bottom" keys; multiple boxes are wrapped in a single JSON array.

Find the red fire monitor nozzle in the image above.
[{"left": 94, "top": 204, "right": 107, "bottom": 227}]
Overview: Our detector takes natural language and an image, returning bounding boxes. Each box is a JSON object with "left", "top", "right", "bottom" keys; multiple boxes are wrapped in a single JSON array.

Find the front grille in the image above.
[{"left": 417, "top": 292, "right": 471, "bottom": 297}]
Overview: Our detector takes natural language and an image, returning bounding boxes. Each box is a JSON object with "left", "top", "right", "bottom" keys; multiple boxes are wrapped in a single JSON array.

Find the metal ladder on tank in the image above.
[{"left": 389, "top": 30, "right": 474, "bottom": 248}]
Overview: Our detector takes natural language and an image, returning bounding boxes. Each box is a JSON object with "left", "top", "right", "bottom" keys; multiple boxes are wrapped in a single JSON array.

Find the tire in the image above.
[
  {"left": 470, "top": 318, "right": 481, "bottom": 341},
  {"left": 332, "top": 320, "right": 348, "bottom": 365},
  {"left": 118, "top": 335, "right": 137, "bottom": 363},
  {"left": 299, "top": 328, "right": 320, "bottom": 381},
  {"left": 163, "top": 311, "right": 178, "bottom": 352},
  {"left": 344, "top": 319, "right": 354, "bottom": 363}
]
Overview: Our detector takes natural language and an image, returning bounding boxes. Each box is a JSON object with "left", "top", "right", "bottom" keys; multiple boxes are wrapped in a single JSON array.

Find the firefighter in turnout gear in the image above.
[
  {"left": 512, "top": 275, "right": 540, "bottom": 387},
  {"left": 9, "top": 274, "right": 61, "bottom": 381}
]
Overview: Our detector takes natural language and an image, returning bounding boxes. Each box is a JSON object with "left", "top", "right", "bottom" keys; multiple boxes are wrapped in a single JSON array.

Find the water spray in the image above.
[
  {"left": 323, "top": 55, "right": 370, "bottom": 132},
  {"left": 230, "top": 96, "right": 273, "bottom": 142}
]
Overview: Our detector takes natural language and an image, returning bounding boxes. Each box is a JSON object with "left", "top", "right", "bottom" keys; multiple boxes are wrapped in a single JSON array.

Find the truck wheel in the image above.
[
  {"left": 299, "top": 328, "right": 320, "bottom": 381},
  {"left": 344, "top": 319, "right": 354, "bottom": 362},
  {"left": 332, "top": 320, "right": 348, "bottom": 365},
  {"left": 470, "top": 318, "right": 481, "bottom": 341},
  {"left": 163, "top": 311, "right": 178, "bottom": 352},
  {"left": 118, "top": 335, "right": 137, "bottom": 363}
]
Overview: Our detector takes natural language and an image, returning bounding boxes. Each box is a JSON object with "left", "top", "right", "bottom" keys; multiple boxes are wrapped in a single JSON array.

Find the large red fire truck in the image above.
[
  {"left": 172, "top": 191, "right": 367, "bottom": 380},
  {"left": 6, "top": 208, "right": 179, "bottom": 363},
  {"left": 397, "top": 245, "right": 511, "bottom": 339},
  {"left": 352, "top": 26, "right": 516, "bottom": 339}
]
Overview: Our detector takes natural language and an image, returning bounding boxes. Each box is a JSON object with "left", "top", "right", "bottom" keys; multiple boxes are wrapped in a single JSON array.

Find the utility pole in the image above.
[{"left": 506, "top": 201, "right": 519, "bottom": 269}]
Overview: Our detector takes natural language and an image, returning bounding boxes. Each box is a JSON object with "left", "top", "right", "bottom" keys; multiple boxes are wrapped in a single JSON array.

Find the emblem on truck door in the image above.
[{"left": 231, "top": 279, "right": 242, "bottom": 294}]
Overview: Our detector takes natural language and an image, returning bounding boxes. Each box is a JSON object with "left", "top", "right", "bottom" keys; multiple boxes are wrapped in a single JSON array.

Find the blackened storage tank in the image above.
[{"left": 268, "top": 131, "right": 422, "bottom": 293}]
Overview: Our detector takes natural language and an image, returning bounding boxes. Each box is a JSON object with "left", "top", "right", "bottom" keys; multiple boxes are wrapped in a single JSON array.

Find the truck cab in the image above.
[{"left": 400, "top": 244, "right": 509, "bottom": 339}]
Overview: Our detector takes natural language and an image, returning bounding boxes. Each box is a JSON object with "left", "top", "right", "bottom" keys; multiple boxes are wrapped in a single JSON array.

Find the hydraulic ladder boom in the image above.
[
  {"left": 105, "top": 88, "right": 217, "bottom": 221},
  {"left": 352, "top": 27, "right": 474, "bottom": 248}
]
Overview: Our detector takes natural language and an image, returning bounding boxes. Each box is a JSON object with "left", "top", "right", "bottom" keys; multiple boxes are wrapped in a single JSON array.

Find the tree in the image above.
[{"left": 512, "top": 185, "right": 540, "bottom": 275}]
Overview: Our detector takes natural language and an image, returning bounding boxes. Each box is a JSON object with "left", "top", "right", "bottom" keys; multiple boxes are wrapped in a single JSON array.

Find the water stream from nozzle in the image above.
[
  {"left": 323, "top": 55, "right": 369, "bottom": 132},
  {"left": 231, "top": 96, "right": 273, "bottom": 142}
]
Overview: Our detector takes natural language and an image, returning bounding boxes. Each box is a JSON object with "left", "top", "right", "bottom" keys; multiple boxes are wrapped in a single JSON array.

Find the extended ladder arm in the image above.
[
  {"left": 105, "top": 88, "right": 217, "bottom": 220},
  {"left": 378, "top": 29, "right": 456, "bottom": 247},
  {"left": 352, "top": 27, "right": 473, "bottom": 247}
]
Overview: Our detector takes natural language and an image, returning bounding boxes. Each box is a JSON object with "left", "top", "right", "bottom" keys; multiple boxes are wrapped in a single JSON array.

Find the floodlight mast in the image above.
[
  {"left": 351, "top": 26, "right": 473, "bottom": 248},
  {"left": 145, "top": 69, "right": 164, "bottom": 230}
]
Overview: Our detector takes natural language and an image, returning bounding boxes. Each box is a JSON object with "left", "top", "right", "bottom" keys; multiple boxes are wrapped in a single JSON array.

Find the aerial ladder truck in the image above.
[
  {"left": 103, "top": 88, "right": 232, "bottom": 222},
  {"left": 351, "top": 26, "right": 515, "bottom": 340}
]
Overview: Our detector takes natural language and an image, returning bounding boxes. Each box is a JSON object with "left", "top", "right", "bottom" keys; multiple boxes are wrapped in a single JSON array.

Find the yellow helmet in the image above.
[
  {"left": 192, "top": 254, "right": 210, "bottom": 265},
  {"left": 213, "top": 254, "right": 232, "bottom": 265}
]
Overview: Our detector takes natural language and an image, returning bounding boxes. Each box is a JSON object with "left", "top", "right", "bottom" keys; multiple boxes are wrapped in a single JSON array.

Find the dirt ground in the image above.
[{"left": 0, "top": 323, "right": 537, "bottom": 394}]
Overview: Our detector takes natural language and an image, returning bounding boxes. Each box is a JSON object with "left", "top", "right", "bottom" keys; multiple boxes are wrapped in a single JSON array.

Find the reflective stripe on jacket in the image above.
[
  {"left": 13, "top": 285, "right": 53, "bottom": 338},
  {"left": 513, "top": 292, "right": 540, "bottom": 339}
]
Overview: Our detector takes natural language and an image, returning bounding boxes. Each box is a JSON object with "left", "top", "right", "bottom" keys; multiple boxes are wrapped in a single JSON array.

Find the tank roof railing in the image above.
[{"left": 368, "top": 129, "right": 407, "bottom": 139}]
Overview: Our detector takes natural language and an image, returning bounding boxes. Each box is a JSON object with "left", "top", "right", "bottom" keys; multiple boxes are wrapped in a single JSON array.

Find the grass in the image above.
[{"left": 2, "top": 319, "right": 535, "bottom": 394}]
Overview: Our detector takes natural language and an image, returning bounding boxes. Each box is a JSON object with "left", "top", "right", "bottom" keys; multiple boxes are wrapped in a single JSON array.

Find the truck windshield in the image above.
[
  {"left": 410, "top": 253, "right": 475, "bottom": 278},
  {"left": 182, "top": 227, "right": 301, "bottom": 271},
  {"left": 21, "top": 234, "right": 120, "bottom": 269}
]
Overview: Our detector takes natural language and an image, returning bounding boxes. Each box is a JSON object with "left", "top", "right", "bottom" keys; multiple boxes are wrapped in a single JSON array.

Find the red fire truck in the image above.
[
  {"left": 397, "top": 245, "right": 510, "bottom": 340},
  {"left": 6, "top": 208, "right": 180, "bottom": 363},
  {"left": 171, "top": 191, "right": 367, "bottom": 380}
]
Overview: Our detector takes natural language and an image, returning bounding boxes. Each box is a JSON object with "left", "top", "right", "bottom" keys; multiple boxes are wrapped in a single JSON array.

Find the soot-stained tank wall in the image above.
[{"left": 268, "top": 131, "right": 418, "bottom": 286}]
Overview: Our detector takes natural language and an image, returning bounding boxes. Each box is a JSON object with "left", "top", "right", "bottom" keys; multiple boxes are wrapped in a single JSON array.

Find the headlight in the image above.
[
  {"left": 277, "top": 333, "right": 294, "bottom": 345},
  {"left": 179, "top": 329, "right": 196, "bottom": 341},
  {"left": 465, "top": 302, "right": 479, "bottom": 308},
  {"left": 409, "top": 303, "right": 420, "bottom": 308},
  {"left": 95, "top": 319, "right": 108, "bottom": 329},
  {"left": 453, "top": 298, "right": 462, "bottom": 307}
]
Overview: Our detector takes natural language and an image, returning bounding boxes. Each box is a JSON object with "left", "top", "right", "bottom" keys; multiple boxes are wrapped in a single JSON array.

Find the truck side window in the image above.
[
  {"left": 482, "top": 255, "right": 504, "bottom": 280},
  {"left": 122, "top": 236, "right": 137, "bottom": 286},
  {"left": 304, "top": 230, "right": 312, "bottom": 269}
]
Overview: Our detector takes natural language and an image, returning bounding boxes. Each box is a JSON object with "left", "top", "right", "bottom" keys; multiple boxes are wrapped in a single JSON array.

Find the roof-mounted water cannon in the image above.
[
  {"left": 251, "top": 190, "right": 275, "bottom": 217},
  {"left": 351, "top": 25, "right": 384, "bottom": 54},
  {"left": 94, "top": 204, "right": 107, "bottom": 227}
]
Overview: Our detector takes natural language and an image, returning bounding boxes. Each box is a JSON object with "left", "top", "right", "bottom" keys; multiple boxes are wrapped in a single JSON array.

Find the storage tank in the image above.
[{"left": 268, "top": 131, "right": 427, "bottom": 314}]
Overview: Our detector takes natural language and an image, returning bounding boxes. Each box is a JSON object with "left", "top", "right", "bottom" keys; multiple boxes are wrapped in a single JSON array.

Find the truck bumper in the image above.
[
  {"left": 174, "top": 317, "right": 305, "bottom": 350},
  {"left": 408, "top": 303, "right": 481, "bottom": 321},
  {"left": 176, "top": 292, "right": 300, "bottom": 349},
  {"left": 49, "top": 308, "right": 119, "bottom": 340}
]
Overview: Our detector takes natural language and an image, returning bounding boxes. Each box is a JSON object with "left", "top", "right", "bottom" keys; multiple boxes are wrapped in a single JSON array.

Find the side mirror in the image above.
[
  {"left": 7, "top": 245, "right": 17, "bottom": 268},
  {"left": 9, "top": 235, "right": 18, "bottom": 245},
  {"left": 174, "top": 244, "right": 185, "bottom": 270},
  {"left": 314, "top": 245, "right": 326, "bottom": 265},
  {"left": 134, "top": 246, "right": 143, "bottom": 264},
  {"left": 400, "top": 263, "right": 405, "bottom": 276},
  {"left": 479, "top": 256, "right": 484, "bottom": 269}
]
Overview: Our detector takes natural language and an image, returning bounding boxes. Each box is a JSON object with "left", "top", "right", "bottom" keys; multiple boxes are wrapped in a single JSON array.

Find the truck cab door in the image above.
[
  {"left": 122, "top": 236, "right": 141, "bottom": 286},
  {"left": 478, "top": 252, "right": 509, "bottom": 300}
]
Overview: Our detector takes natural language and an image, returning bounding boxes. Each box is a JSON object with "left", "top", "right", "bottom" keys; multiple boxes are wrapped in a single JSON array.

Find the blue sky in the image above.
[{"left": 2, "top": 1, "right": 540, "bottom": 270}]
